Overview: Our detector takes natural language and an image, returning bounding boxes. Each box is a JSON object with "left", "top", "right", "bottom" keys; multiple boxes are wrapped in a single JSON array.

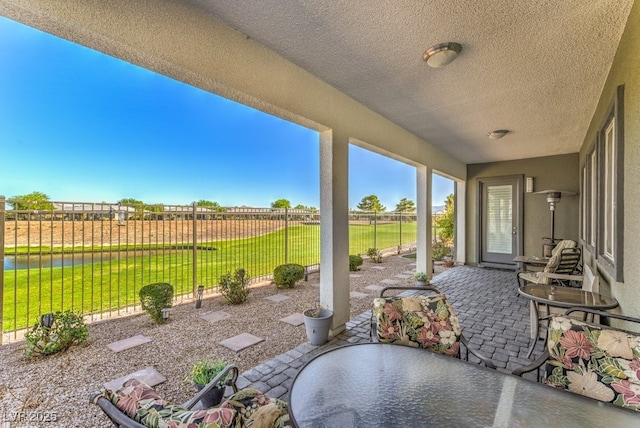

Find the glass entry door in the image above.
[{"left": 479, "top": 176, "right": 523, "bottom": 266}]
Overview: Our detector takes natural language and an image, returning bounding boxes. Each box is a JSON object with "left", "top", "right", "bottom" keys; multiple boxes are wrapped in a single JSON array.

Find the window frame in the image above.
[{"left": 596, "top": 85, "right": 624, "bottom": 282}]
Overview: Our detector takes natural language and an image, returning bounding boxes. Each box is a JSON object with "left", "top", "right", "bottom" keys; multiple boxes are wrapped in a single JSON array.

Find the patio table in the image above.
[
  {"left": 518, "top": 284, "right": 619, "bottom": 357},
  {"left": 289, "top": 343, "right": 637, "bottom": 427}
]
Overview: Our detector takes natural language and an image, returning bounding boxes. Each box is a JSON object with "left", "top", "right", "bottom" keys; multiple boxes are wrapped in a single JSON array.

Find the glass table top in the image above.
[
  {"left": 519, "top": 284, "right": 619, "bottom": 309},
  {"left": 289, "top": 343, "right": 638, "bottom": 427}
]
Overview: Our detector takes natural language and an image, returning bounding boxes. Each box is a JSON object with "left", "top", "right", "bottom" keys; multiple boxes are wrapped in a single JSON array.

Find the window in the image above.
[
  {"left": 597, "top": 85, "right": 624, "bottom": 281},
  {"left": 581, "top": 146, "right": 597, "bottom": 250}
]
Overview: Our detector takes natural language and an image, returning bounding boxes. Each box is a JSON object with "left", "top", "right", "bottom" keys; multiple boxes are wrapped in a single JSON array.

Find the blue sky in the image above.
[{"left": 0, "top": 16, "right": 452, "bottom": 209}]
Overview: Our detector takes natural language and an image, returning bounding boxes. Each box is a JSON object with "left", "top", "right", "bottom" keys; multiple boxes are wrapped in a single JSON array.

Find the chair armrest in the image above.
[
  {"left": 379, "top": 285, "right": 441, "bottom": 297},
  {"left": 460, "top": 335, "right": 496, "bottom": 369},
  {"left": 511, "top": 350, "right": 550, "bottom": 377},
  {"left": 90, "top": 391, "right": 147, "bottom": 428},
  {"left": 536, "top": 272, "right": 583, "bottom": 282},
  {"left": 181, "top": 364, "right": 239, "bottom": 410}
]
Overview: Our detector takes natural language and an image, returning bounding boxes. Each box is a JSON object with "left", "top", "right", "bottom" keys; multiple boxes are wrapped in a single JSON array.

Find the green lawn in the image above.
[{"left": 2, "top": 223, "right": 416, "bottom": 331}]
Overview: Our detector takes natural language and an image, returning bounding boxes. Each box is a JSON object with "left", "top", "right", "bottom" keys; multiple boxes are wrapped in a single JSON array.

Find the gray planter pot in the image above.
[
  {"left": 302, "top": 308, "right": 333, "bottom": 346},
  {"left": 415, "top": 279, "right": 428, "bottom": 287}
]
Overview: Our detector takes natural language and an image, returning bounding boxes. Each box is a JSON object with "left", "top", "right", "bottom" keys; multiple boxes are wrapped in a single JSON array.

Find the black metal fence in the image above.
[{"left": 1, "top": 196, "right": 420, "bottom": 343}]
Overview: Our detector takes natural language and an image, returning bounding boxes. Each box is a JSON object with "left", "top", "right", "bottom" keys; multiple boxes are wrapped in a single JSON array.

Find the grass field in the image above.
[{"left": 2, "top": 222, "right": 416, "bottom": 331}]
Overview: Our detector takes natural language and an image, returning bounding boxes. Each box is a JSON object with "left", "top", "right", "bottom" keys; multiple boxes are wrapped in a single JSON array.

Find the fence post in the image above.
[
  {"left": 373, "top": 211, "right": 377, "bottom": 250},
  {"left": 192, "top": 203, "right": 198, "bottom": 295},
  {"left": 0, "top": 196, "right": 5, "bottom": 345},
  {"left": 284, "top": 207, "right": 289, "bottom": 264},
  {"left": 398, "top": 211, "right": 402, "bottom": 254}
]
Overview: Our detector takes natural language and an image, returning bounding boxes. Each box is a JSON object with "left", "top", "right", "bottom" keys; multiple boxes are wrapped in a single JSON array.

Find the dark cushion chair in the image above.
[{"left": 91, "top": 364, "right": 291, "bottom": 427}]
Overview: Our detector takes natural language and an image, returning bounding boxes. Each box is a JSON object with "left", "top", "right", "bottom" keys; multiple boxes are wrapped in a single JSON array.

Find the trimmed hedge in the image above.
[{"left": 273, "top": 264, "right": 305, "bottom": 288}]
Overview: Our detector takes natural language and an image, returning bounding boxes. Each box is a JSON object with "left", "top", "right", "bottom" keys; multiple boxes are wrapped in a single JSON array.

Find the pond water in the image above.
[{"left": 3, "top": 253, "right": 113, "bottom": 270}]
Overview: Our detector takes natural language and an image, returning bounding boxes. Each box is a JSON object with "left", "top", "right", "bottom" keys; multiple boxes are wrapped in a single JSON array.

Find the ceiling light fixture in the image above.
[
  {"left": 487, "top": 130, "right": 509, "bottom": 139},
  {"left": 422, "top": 42, "right": 462, "bottom": 68}
]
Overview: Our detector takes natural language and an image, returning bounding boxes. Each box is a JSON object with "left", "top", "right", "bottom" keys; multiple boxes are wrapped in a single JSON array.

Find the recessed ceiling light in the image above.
[
  {"left": 422, "top": 42, "right": 462, "bottom": 68},
  {"left": 487, "top": 130, "right": 509, "bottom": 139}
]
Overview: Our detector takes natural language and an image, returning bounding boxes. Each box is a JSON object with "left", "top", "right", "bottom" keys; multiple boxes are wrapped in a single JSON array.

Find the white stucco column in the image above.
[
  {"left": 455, "top": 181, "right": 466, "bottom": 264},
  {"left": 319, "top": 130, "right": 350, "bottom": 333},
  {"left": 416, "top": 166, "right": 433, "bottom": 278}
]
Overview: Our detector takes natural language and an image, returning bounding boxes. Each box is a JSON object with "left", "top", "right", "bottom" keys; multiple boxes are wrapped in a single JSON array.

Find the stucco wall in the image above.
[
  {"left": 466, "top": 154, "right": 579, "bottom": 265},
  {"left": 579, "top": 0, "right": 640, "bottom": 318}
]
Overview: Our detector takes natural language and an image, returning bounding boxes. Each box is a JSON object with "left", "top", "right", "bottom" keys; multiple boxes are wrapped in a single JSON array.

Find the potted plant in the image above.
[
  {"left": 185, "top": 358, "right": 231, "bottom": 407},
  {"left": 414, "top": 272, "right": 428, "bottom": 287},
  {"left": 302, "top": 303, "right": 333, "bottom": 346}
]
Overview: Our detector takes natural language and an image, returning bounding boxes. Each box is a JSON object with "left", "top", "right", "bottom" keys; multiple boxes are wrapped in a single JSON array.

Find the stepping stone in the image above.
[
  {"left": 200, "top": 310, "right": 231, "bottom": 324},
  {"left": 280, "top": 313, "right": 305, "bottom": 326},
  {"left": 381, "top": 279, "right": 400, "bottom": 285},
  {"left": 371, "top": 266, "right": 386, "bottom": 270},
  {"left": 403, "top": 270, "right": 416, "bottom": 275},
  {"left": 349, "top": 274, "right": 362, "bottom": 278},
  {"left": 107, "top": 334, "right": 151, "bottom": 353},
  {"left": 350, "top": 291, "right": 368, "bottom": 299},
  {"left": 395, "top": 274, "right": 412, "bottom": 279},
  {"left": 104, "top": 366, "right": 166, "bottom": 391},
  {"left": 365, "top": 284, "right": 385, "bottom": 292},
  {"left": 265, "top": 294, "right": 290, "bottom": 302},
  {"left": 220, "top": 333, "right": 264, "bottom": 352}
]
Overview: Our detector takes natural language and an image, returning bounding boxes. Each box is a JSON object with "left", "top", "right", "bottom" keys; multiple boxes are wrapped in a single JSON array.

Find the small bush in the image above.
[
  {"left": 140, "top": 282, "right": 174, "bottom": 324},
  {"left": 366, "top": 248, "right": 383, "bottom": 263},
  {"left": 219, "top": 268, "right": 251, "bottom": 304},
  {"left": 273, "top": 263, "right": 305, "bottom": 288},
  {"left": 349, "top": 254, "right": 363, "bottom": 271},
  {"left": 432, "top": 241, "right": 453, "bottom": 261},
  {"left": 185, "top": 358, "right": 231, "bottom": 387},
  {"left": 24, "top": 310, "right": 88, "bottom": 357}
]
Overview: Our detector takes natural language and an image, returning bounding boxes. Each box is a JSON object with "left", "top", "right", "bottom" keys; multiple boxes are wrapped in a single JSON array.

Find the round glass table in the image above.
[
  {"left": 518, "top": 284, "right": 619, "bottom": 357},
  {"left": 289, "top": 343, "right": 637, "bottom": 427}
]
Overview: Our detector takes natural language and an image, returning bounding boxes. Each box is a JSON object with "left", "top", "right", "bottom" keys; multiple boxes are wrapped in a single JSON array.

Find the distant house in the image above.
[{"left": 52, "top": 203, "right": 137, "bottom": 221}]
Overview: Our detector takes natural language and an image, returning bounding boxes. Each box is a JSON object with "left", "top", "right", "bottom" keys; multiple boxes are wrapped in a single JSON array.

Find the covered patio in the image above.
[
  {"left": 235, "top": 264, "right": 536, "bottom": 401},
  {"left": 2, "top": 0, "right": 640, "bottom": 425}
]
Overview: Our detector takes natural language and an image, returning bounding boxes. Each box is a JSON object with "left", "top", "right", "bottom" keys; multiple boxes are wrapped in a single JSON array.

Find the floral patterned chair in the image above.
[
  {"left": 91, "top": 364, "right": 291, "bottom": 428},
  {"left": 512, "top": 308, "right": 640, "bottom": 412},
  {"left": 372, "top": 286, "right": 496, "bottom": 368}
]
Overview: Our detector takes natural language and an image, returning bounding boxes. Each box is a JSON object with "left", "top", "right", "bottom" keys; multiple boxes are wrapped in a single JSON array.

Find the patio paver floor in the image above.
[{"left": 236, "top": 265, "right": 541, "bottom": 401}]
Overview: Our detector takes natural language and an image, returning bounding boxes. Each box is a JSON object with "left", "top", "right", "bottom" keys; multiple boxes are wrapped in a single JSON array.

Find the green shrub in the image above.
[
  {"left": 366, "top": 248, "right": 383, "bottom": 263},
  {"left": 273, "top": 263, "right": 305, "bottom": 288},
  {"left": 349, "top": 254, "right": 363, "bottom": 271},
  {"left": 139, "top": 282, "right": 174, "bottom": 324},
  {"left": 432, "top": 241, "right": 453, "bottom": 261},
  {"left": 24, "top": 310, "right": 88, "bottom": 357},
  {"left": 185, "top": 358, "right": 231, "bottom": 387},
  {"left": 219, "top": 268, "right": 251, "bottom": 304}
]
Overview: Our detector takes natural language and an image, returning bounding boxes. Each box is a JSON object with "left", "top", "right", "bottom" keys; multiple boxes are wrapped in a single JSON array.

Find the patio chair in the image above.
[
  {"left": 90, "top": 364, "right": 292, "bottom": 427},
  {"left": 516, "top": 239, "right": 581, "bottom": 288},
  {"left": 371, "top": 286, "right": 496, "bottom": 369},
  {"left": 512, "top": 308, "right": 640, "bottom": 413}
]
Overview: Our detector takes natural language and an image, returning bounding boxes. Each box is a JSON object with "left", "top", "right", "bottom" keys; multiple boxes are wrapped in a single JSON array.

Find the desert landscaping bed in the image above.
[{"left": 0, "top": 254, "right": 435, "bottom": 427}]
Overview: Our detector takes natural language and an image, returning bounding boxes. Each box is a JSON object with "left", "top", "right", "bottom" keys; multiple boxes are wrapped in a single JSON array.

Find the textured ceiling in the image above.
[{"left": 184, "top": 0, "right": 633, "bottom": 163}]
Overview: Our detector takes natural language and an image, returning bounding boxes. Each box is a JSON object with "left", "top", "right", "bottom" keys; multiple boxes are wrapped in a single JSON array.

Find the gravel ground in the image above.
[{"left": 0, "top": 254, "right": 443, "bottom": 427}]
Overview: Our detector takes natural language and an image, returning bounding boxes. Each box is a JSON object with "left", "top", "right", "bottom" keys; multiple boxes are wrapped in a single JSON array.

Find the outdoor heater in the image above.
[{"left": 534, "top": 190, "right": 576, "bottom": 257}]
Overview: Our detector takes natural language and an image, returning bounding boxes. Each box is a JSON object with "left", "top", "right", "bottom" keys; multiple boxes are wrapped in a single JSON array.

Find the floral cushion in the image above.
[
  {"left": 373, "top": 294, "right": 462, "bottom": 357},
  {"left": 100, "top": 379, "right": 291, "bottom": 427},
  {"left": 544, "top": 316, "right": 640, "bottom": 411}
]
